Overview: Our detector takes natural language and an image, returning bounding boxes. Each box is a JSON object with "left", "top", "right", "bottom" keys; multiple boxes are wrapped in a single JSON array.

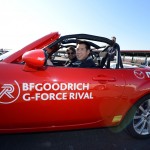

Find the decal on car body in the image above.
[
  {"left": 0, "top": 80, "right": 20, "bottom": 104},
  {"left": 134, "top": 70, "right": 145, "bottom": 79},
  {"left": 0, "top": 81, "right": 93, "bottom": 104}
]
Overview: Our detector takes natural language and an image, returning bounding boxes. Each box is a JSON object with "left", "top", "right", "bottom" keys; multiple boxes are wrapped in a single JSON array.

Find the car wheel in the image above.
[{"left": 126, "top": 95, "right": 150, "bottom": 139}]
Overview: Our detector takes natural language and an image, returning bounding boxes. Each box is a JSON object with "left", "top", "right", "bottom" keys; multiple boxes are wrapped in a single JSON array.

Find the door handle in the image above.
[{"left": 93, "top": 77, "right": 116, "bottom": 82}]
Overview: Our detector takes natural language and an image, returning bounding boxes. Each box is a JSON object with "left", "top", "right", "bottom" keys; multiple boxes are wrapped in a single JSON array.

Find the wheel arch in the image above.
[{"left": 112, "top": 93, "right": 150, "bottom": 138}]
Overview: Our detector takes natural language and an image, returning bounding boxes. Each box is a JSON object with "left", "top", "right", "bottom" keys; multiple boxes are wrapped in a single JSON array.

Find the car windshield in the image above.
[{"left": 0, "top": 49, "right": 18, "bottom": 62}]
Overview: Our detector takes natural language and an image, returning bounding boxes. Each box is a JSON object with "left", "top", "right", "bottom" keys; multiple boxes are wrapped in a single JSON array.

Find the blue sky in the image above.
[{"left": 0, "top": 0, "right": 150, "bottom": 50}]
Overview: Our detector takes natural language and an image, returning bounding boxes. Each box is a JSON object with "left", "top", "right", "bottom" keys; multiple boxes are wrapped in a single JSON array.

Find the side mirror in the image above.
[{"left": 22, "top": 49, "right": 46, "bottom": 71}]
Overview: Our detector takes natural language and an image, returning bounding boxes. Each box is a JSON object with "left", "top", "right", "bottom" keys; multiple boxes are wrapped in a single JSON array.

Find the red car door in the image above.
[{"left": 0, "top": 63, "right": 125, "bottom": 130}]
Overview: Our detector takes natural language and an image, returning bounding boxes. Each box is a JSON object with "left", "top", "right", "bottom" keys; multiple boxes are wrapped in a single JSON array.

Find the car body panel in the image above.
[{"left": 0, "top": 63, "right": 127, "bottom": 132}]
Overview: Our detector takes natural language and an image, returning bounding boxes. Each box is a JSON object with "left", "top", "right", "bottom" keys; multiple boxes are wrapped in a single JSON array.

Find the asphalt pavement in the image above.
[{"left": 0, "top": 128, "right": 149, "bottom": 150}]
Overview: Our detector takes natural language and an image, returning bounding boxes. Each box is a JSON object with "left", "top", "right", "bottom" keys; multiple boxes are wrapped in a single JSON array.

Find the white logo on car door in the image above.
[
  {"left": 0, "top": 84, "right": 14, "bottom": 98},
  {"left": 0, "top": 80, "right": 20, "bottom": 104}
]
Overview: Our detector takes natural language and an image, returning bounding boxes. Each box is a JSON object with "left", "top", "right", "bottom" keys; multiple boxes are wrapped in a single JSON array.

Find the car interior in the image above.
[{"left": 43, "top": 34, "right": 124, "bottom": 69}]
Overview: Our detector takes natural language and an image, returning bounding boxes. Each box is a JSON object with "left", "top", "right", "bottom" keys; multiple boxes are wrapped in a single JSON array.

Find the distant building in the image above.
[{"left": 0, "top": 48, "right": 11, "bottom": 55}]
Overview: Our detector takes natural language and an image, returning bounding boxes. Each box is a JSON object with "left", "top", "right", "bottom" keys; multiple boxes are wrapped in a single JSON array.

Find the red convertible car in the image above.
[{"left": 0, "top": 32, "right": 150, "bottom": 139}]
